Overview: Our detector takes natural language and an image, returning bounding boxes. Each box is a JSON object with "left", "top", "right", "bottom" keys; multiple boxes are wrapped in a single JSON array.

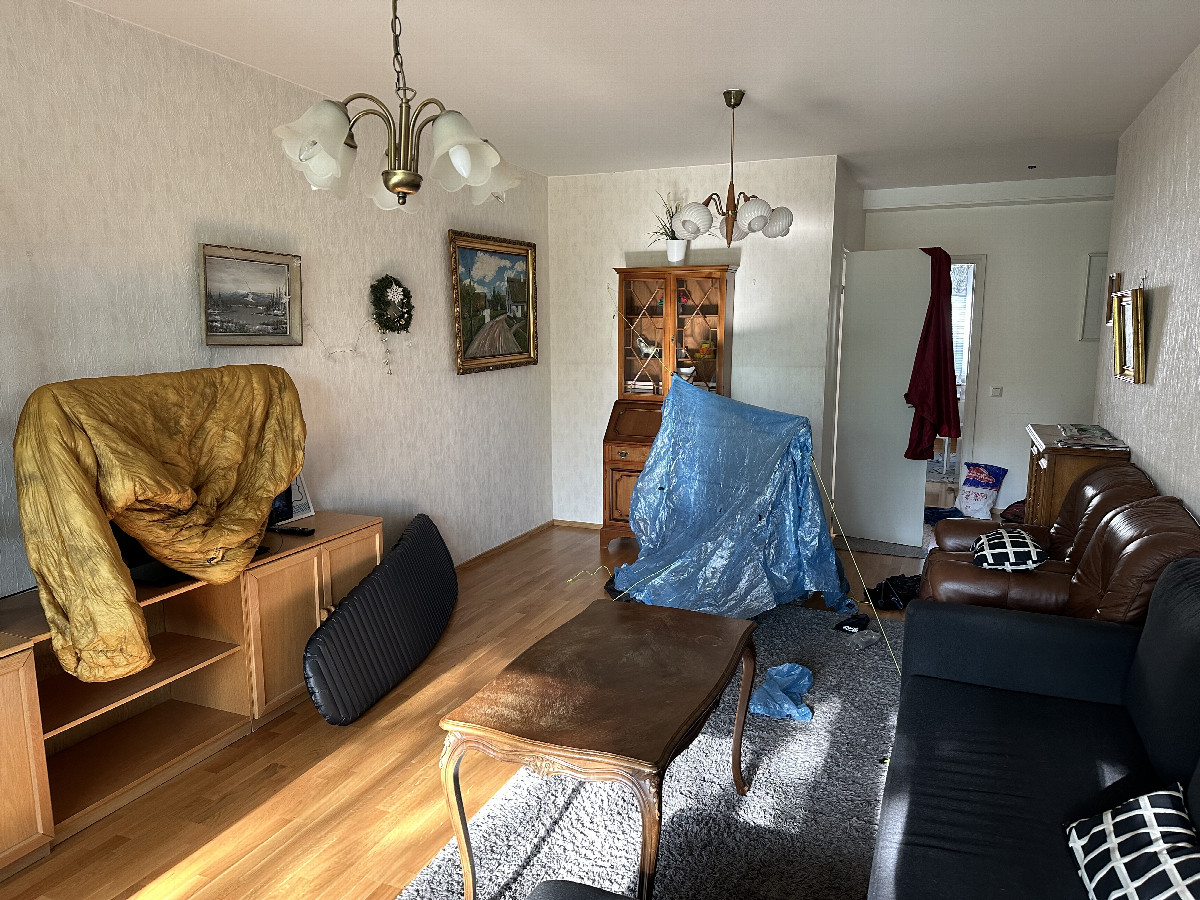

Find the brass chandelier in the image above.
[
  {"left": 671, "top": 90, "right": 793, "bottom": 246},
  {"left": 274, "top": 0, "right": 520, "bottom": 208}
]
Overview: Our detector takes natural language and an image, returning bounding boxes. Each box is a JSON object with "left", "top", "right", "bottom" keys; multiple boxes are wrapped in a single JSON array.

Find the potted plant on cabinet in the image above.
[{"left": 649, "top": 192, "right": 687, "bottom": 263}]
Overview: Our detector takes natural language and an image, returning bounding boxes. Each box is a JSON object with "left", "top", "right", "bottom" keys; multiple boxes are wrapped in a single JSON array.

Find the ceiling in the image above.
[{"left": 71, "top": 0, "right": 1200, "bottom": 189}]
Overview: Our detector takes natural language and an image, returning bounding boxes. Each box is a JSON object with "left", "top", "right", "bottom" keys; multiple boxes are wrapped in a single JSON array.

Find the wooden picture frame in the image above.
[
  {"left": 1112, "top": 287, "right": 1145, "bottom": 383},
  {"left": 201, "top": 244, "right": 302, "bottom": 346},
  {"left": 449, "top": 230, "right": 537, "bottom": 374}
]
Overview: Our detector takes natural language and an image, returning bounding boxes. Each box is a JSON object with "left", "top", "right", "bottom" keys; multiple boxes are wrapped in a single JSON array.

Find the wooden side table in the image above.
[
  {"left": 1025, "top": 425, "right": 1131, "bottom": 527},
  {"left": 439, "top": 600, "right": 756, "bottom": 900}
]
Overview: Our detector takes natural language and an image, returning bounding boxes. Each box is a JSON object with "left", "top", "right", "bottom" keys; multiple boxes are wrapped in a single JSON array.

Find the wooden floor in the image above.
[{"left": 0, "top": 526, "right": 918, "bottom": 900}]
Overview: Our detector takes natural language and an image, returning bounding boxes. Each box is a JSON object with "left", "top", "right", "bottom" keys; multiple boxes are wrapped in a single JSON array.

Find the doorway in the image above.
[{"left": 923, "top": 257, "right": 986, "bottom": 539}]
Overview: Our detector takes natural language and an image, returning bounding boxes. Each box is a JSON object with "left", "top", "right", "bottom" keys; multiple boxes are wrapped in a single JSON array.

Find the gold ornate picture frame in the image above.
[
  {"left": 449, "top": 230, "right": 537, "bottom": 375},
  {"left": 1112, "top": 287, "right": 1145, "bottom": 383}
]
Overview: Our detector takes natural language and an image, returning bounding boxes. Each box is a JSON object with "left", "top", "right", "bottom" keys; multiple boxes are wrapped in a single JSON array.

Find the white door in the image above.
[{"left": 831, "top": 249, "right": 930, "bottom": 547}]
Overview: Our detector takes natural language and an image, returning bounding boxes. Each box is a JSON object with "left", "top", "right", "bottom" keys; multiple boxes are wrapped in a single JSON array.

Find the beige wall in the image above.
[
  {"left": 546, "top": 157, "right": 842, "bottom": 525},
  {"left": 1095, "top": 42, "right": 1200, "bottom": 512},
  {"left": 0, "top": 0, "right": 552, "bottom": 595},
  {"left": 866, "top": 200, "right": 1112, "bottom": 508}
]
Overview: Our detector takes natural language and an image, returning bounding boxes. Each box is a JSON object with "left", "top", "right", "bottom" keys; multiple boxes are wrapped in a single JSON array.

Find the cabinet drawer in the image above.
[{"left": 605, "top": 444, "right": 649, "bottom": 465}]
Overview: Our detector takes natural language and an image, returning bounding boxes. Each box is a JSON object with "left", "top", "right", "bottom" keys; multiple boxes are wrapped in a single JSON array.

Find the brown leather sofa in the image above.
[
  {"left": 921, "top": 495, "right": 1200, "bottom": 624},
  {"left": 931, "top": 462, "right": 1158, "bottom": 565}
]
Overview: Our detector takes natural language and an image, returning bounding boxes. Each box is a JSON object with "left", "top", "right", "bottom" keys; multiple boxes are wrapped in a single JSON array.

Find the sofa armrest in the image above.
[
  {"left": 902, "top": 599, "right": 1142, "bottom": 704},
  {"left": 922, "top": 555, "right": 1073, "bottom": 614},
  {"left": 934, "top": 519, "right": 1053, "bottom": 553}
]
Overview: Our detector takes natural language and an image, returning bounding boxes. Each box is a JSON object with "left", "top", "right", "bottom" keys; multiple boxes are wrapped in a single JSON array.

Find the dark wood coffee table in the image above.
[{"left": 439, "top": 598, "right": 757, "bottom": 900}]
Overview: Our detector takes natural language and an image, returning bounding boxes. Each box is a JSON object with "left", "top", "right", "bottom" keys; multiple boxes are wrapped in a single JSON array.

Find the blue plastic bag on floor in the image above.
[{"left": 750, "top": 663, "right": 814, "bottom": 722}]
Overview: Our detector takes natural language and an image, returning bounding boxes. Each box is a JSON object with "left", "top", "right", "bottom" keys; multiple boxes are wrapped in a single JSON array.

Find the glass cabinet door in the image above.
[
  {"left": 620, "top": 276, "right": 666, "bottom": 397},
  {"left": 672, "top": 275, "right": 723, "bottom": 394}
]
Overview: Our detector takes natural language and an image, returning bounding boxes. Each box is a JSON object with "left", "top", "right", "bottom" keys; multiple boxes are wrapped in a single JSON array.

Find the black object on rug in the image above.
[{"left": 398, "top": 604, "right": 904, "bottom": 900}]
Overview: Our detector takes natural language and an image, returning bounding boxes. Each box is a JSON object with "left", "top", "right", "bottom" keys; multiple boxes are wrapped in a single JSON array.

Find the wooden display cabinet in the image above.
[
  {"left": 602, "top": 264, "right": 736, "bottom": 545},
  {"left": 0, "top": 511, "right": 382, "bottom": 877},
  {"left": 615, "top": 265, "right": 736, "bottom": 399},
  {"left": 1025, "top": 424, "right": 1131, "bottom": 527}
]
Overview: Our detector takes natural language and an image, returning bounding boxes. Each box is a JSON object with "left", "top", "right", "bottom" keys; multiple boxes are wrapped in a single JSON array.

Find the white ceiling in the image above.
[{"left": 71, "top": 0, "right": 1200, "bottom": 189}]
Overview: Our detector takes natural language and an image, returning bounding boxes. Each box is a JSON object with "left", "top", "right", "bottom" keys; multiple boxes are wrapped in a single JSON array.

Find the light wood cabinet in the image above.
[
  {"left": 0, "top": 511, "right": 382, "bottom": 876},
  {"left": 245, "top": 523, "right": 382, "bottom": 721},
  {"left": 0, "top": 646, "right": 51, "bottom": 880},
  {"left": 1025, "top": 425, "right": 1131, "bottom": 527}
]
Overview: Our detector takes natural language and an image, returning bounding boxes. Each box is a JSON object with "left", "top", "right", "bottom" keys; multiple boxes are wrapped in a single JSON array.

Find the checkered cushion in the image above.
[
  {"left": 971, "top": 527, "right": 1048, "bottom": 571},
  {"left": 1067, "top": 785, "right": 1200, "bottom": 899}
]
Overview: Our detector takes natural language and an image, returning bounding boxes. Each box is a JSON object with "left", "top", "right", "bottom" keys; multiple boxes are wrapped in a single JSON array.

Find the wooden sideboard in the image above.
[
  {"left": 1025, "top": 425, "right": 1131, "bottom": 527},
  {"left": 0, "top": 512, "right": 381, "bottom": 880}
]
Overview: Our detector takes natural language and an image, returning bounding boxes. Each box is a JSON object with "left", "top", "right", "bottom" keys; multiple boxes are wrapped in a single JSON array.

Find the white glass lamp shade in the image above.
[
  {"left": 736, "top": 197, "right": 772, "bottom": 233},
  {"left": 369, "top": 156, "right": 416, "bottom": 211},
  {"left": 468, "top": 155, "right": 523, "bottom": 205},
  {"left": 710, "top": 217, "right": 749, "bottom": 242},
  {"left": 671, "top": 202, "right": 714, "bottom": 240},
  {"left": 275, "top": 100, "right": 355, "bottom": 191},
  {"left": 428, "top": 111, "right": 500, "bottom": 191},
  {"left": 762, "top": 206, "right": 793, "bottom": 238}
]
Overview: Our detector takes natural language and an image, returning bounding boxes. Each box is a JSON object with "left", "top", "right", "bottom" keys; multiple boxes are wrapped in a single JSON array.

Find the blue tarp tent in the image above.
[{"left": 613, "top": 377, "right": 853, "bottom": 617}]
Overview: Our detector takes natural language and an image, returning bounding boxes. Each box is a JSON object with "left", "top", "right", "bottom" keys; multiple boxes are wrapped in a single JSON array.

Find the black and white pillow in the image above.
[
  {"left": 971, "top": 527, "right": 1047, "bottom": 571},
  {"left": 1067, "top": 785, "right": 1200, "bottom": 899}
]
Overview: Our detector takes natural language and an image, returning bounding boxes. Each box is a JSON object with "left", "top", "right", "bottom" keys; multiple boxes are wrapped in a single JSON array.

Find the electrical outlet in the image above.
[{"left": 990, "top": 386, "right": 1003, "bottom": 397}]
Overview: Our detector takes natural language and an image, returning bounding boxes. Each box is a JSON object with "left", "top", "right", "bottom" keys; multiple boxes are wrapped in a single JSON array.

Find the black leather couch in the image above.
[{"left": 869, "top": 558, "right": 1200, "bottom": 899}]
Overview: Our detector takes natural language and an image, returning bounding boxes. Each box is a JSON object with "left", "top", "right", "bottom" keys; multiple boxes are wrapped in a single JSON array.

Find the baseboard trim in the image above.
[
  {"left": 456, "top": 521, "right": 554, "bottom": 571},
  {"left": 552, "top": 519, "right": 601, "bottom": 531}
]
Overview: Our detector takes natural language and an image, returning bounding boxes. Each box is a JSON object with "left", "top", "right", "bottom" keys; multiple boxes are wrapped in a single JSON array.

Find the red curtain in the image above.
[{"left": 903, "top": 247, "right": 961, "bottom": 460}]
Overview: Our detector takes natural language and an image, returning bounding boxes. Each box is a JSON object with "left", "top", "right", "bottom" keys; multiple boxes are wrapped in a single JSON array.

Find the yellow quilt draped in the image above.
[{"left": 14, "top": 365, "right": 305, "bottom": 682}]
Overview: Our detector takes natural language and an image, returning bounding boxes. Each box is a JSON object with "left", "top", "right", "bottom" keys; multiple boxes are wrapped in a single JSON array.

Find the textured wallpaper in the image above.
[
  {"left": 1095, "top": 42, "right": 1200, "bottom": 511},
  {"left": 547, "top": 158, "right": 840, "bottom": 525},
  {"left": 0, "top": 0, "right": 551, "bottom": 594}
]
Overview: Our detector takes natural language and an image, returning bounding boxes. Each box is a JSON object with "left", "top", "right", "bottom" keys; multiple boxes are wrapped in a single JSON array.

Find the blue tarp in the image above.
[{"left": 613, "top": 377, "right": 854, "bottom": 617}]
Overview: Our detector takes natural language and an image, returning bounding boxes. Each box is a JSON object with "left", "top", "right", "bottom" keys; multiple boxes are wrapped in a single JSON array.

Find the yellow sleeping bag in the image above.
[{"left": 14, "top": 365, "right": 305, "bottom": 682}]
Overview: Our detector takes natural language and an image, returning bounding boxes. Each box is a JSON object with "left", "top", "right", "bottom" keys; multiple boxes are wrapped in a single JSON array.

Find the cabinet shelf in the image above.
[
  {"left": 47, "top": 699, "right": 247, "bottom": 833},
  {"left": 39, "top": 632, "right": 240, "bottom": 738}
]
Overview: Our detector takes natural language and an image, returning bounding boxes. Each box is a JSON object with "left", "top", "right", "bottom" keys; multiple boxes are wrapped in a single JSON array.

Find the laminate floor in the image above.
[{"left": 0, "top": 526, "right": 915, "bottom": 900}]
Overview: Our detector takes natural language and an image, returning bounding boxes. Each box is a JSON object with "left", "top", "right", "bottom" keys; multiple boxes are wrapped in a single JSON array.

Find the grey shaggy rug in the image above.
[{"left": 399, "top": 604, "right": 904, "bottom": 900}]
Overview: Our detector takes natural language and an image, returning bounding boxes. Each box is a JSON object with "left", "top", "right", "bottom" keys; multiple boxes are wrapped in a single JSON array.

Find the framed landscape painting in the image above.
[
  {"left": 201, "top": 244, "right": 302, "bottom": 346},
  {"left": 449, "top": 230, "right": 537, "bottom": 374}
]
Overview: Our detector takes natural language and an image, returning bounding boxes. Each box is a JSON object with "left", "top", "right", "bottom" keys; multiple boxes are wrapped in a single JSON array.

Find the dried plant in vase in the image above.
[{"left": 648, "top": 192, "right": 688, "bottom": 263}]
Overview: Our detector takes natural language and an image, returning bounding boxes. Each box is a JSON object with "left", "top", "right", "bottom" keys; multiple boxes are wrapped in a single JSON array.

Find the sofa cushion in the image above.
[
  {"left": 528, "top": 882, "right": 628, "bottom": 900},
  {"left": 1125, "top": 559, "right": 1200, "bottom": 784},
  {"left": 1065, "top": 496, "right": 1200, "bottom": 624},
  {"left": 303, "top": 514, "right": 457, "bottom": 725},
  {"left": 972, "top": 527, "right": 1048, "bottom": 571},
  {"left": 869, "top": 675, "right": 1154, "bottom": 900},
  {"left": 1067, "top": 785, "right": 1200, "bottom": 900}
]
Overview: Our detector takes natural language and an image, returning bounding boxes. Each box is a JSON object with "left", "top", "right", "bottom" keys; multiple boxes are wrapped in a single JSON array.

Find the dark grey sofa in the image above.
[{"left": 869, "top": 558, "right": 1200, "bottom": 899}]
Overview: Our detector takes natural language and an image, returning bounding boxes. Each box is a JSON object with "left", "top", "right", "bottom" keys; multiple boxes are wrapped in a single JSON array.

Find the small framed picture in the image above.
[
  {"left": 1080, "top": 253, "right": 1108, "bottom": 341},
  {"left": 201, "top": 244, "right": 302, "bottom": 346},
  {"left": 1112, "top": 288, "right": 1146, "bottom": 383},
  {"left": 280, "top": 472, "right": 314, "bottom": 523},
  {"left": 449, "top": 230, "right": 537, "bottom": 374}
]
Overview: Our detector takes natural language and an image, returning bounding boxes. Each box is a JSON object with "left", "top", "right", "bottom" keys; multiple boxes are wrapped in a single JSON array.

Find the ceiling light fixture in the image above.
[
  {"left": 675, "top": 90, "right": 792, "bottom": 246},
  {"left": 274, "top": 0, "right": 517, "bottom": 208}
]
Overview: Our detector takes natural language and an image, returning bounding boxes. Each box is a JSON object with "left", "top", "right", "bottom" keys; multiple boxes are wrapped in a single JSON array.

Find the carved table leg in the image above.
[
  {"left": 632, "top": 773, "right": 663, "bottom": 900},
  {"left": 440, "top": 732, "right": 477, "bottom": 900},
  {"left": 732, "top": 639, "right": 756, "bottom": 795}
]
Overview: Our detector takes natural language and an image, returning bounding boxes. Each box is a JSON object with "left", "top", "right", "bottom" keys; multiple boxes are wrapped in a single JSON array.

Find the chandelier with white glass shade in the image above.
[
  {"left": 275, "top": 0, "right": 520, "bottom": 208},
  {"left": 673, "top": 90, "right": 792, "bottom": 246}
]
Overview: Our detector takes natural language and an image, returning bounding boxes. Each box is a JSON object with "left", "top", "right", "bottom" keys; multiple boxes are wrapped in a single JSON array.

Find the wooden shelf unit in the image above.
[{"left": 0, "top": 511, "right": 383, "bottom": 878}]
